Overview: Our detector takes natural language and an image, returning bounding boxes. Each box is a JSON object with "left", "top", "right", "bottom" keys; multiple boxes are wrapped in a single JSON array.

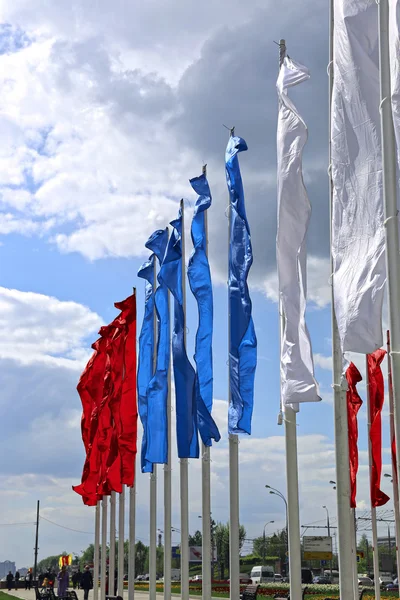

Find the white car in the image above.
[
  {"left": 358, "top": 577, "right": 374, "bottom": 587},
  {"left": 274, "top": 574, "right": 283, "bottom": 582}
]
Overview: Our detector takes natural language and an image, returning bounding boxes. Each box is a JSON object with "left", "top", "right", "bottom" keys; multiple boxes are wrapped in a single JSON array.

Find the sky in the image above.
[{"left": 0, "top": 0, "right": 395, "bottom": 569}]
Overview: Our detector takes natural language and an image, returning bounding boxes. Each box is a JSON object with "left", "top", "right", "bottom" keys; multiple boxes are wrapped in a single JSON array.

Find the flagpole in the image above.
[
  {"left": 387, "top": 331, "right": 400, "bottom": 591},
  {"left": 118, "top": 487, "right": 125, "bottom": 595},
  {"left": 93, "top": 501, "right": 100, "bottom": 600},
  {"left": 351, "top": 510, "right": 358, "bottom": 600},
  {"left": 164, "top": 273, "right": 172, "bottom": 600},
  {"left": 100, "top": 496, "right": 107, "bottom": 600},
  {"left": 128, "top": 472, "right": 136, "bottom": 600},
  {"left": 150, "top": 258, "right": 158, "bottom": 600},
  {"left": 109, "top": 492, "right": 116, "bottom": 596},
  {"left": 378, "top": 0, "right": 400, "bottom": 545},
  {"left": 227, "top": 128, "right": 240, "bottom": 600},
  {"left": 202, "top": 163, "right": 212, "bottom": 600},
  {"left": 329, "top": 1, "right": 354, "bottom": 597},
  {"left": 366, "top": 357, "right": 381, "bottom": 600},
  {"left": 277, "top": 39, "right": 302, "bottom": 600},
  {"left": 180, "top": 198, "right": 190, "bottom": 600}
]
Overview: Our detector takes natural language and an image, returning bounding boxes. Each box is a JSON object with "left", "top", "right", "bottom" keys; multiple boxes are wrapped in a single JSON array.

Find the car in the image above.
[
  {"left": 313, "top": 576, "right": 331, "bottom": 585},
  {"left": 386, "top": 582, "right": 399, "bottom": 591},
  {"left": 239, "top": 574, "right": 252, "bottom": 585},
  {"left": 274, "top": 574, "right": 283, "bottom": 583},
  {"left": 358, "top": 576, "right": 374, "bottom": 587}
]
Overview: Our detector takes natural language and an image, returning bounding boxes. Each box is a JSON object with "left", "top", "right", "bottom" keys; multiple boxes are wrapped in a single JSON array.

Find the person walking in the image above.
[
  {"left": 15, "top": 571, "right": 20, "bottom": 590},
  {"left": 6, "top": 571, "right": 13, "bottom": 592},
  {"left": 81, "top": 566, "right": 93, "bottom": 600},
  {"left": 57, "top": 566, "right": 69, "bottom": 597},
  {"left": 25, "top": 570, "right": 33, "bottom": 590}
]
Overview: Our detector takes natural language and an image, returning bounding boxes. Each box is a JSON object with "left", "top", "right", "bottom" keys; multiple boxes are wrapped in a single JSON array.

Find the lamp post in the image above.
[
  {"left": 265, "top": 486, "right": 288, "bottom": 573},
  {"left": 262, "top": 521, "right": 275, "bottom": 565},
  {"left": 322, "top": 506, "right": 333, "bottom": 582}
]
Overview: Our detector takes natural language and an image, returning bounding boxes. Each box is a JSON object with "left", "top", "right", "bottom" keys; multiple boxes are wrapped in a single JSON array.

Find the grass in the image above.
[{"left": 0, "top": 594, "right": 18, "bottom": 600}]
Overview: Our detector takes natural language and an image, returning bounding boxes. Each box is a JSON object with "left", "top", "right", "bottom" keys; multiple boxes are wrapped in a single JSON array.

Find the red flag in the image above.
[
  {"left": 346, "top": 362, "right": 363, "bottom": 508},
  {"left": 368, "top": 349, "right": 390, "bottom": 508}
]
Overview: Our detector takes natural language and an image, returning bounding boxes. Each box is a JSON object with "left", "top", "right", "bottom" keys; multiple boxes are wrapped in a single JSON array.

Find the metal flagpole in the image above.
[
  {"left": 100, "top": 496, "right": 107, "bottom": 600},
  {"left": 128, "top": 473, "right": 136, "bottom": 600},
  {"left": 387, "top": 331, "right": 400, "bottom": 592},
  {"left": 109, "top": 492, "right": 116, "bottom": 596},
  {"left": 329, "top": 1, "right": 354, "bottom": 597},
  {"left": 180, "top": 198, "right": 190, "bottom": 600},
  {"left": 227, "top": 129, "right": 240, "bottom": 600},
  {"left": 277, "top": 39, "right": 302, "bottom": 600},
  {"left": 94, "top": 502, "right": 100, "bottom": 600},
  {"left": 366, "top": 356, "right": 381, "bottom": 600},
  {"left": 118, "top": 488, "right": 125, "bottom": 595},
  {"left": 150, "top": 259, "right": 158, "bottom": 600},
  {"left": 202, "top": 163, "right": 212, "bottom": 600},
  {"left": 164, "top": 276, "right": 172, "bottom": 600},
  {"left": 351, "top": 509, "right": 358, "bottom": 600}
]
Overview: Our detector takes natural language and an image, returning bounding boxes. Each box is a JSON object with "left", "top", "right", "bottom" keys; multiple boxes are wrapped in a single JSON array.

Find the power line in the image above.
[
  {"left": 0, "top": 521, "right": 35, "bottom": 526},
  {"left": 40, "top": 516, "right": 94, "bottom": 535}
]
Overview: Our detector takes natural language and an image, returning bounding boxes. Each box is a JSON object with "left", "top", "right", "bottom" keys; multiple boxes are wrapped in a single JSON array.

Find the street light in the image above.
[
  {"left": 265, "top": 485, "right": 288, "bottom": 568},
  {"left": 262, "top": 521, "right": 275, "bottom": 565},
  {"left": 322, "top": 506, "right": 333, "bottom": 581}
]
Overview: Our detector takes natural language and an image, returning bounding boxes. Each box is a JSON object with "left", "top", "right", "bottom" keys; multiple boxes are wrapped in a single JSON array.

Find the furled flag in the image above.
[
  {"left": 276, "top": 56, "right": 321, "bottom": 407},
  {"left": 390, "top": 0, "right": 400, "bottom": 161},
  {"left": 225, "top": 135, "right": 257, "bottom": 435},
  {"left": 368, "top": 348, "right": 390, "bottom": 507},
  {"left": 187, "top": 173, "right": 221, "bottom": 446},
  {"left": 346, "top": 362, "right": 363, "bottom": 508},
  {"left": 137, "top": 254, "right": 156, "bottom": 473},
  {"left": 331, "top": 0, "right": 385, "bottom": 354},
  {"left": 145, "top": 228, "right": 170, "bottom": 465},
  {"left": 159, "top": 209, "right": 196, "bottom": 457}
]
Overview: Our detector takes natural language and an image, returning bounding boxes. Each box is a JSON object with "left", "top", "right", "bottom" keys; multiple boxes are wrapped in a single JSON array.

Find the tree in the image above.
[
  {"left": 253, "top": 536, "right": 268, "bottom": 561},
  {"left": 189, "top": 531, "right": 202, "bottom": 547},
  {"left": 37, "top": 553, "right": 68, "bottom": 573},
  {"left": 80, "top": 545, "right": 95, "bottom": 568},
  {"left": 214, "top": 522, "right": 247, "bottom": 580},
  {"left": 135, "top": 541, "right": 148, "bottom": 576}
]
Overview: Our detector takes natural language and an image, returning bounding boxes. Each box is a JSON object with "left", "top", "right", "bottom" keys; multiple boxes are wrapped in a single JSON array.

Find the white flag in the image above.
[
  {"left": 277, "top": 57, "right": 321, "bottom": 406},
  {"left": 331, "top": 0, "right": 385, "bottom": 354},
  {"left": 390, "top": 0, "right": 400, "bottom": 158}
]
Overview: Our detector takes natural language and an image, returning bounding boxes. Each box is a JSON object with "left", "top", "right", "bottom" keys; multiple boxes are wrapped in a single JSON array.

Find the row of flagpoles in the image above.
[{"left": 71, "top": 1, "right": 400, "bottom": 600}]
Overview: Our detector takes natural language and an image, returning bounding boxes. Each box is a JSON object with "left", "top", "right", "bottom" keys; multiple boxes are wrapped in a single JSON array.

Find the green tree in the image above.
[
  {"left": 214, "top": 522, "right": 246, "bottom": 580},
  {"left": 189, "top": 531, "right": 202, "bottom": 547},
  {"left": 135, "top": 541, "right": 148, "bottom": 576},
  {"left": 80, "top": 544, "right": 95, "bottom": 568},
  {"left": 37, "top": 553, "right": 68, "bottom": 573}
]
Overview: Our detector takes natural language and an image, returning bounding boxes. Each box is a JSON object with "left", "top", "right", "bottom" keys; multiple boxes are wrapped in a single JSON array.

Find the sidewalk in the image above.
[{"left": 5, "top": 588, "right": 216, "bottom": 600}]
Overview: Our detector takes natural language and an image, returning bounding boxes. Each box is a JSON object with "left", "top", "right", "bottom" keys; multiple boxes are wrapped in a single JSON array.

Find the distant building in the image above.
[
  {"left": 18, "top": 568, "right": 29, "bottom": 577},
  {"left": 0, "top": 561, "right": 16, "bottom": 578}
]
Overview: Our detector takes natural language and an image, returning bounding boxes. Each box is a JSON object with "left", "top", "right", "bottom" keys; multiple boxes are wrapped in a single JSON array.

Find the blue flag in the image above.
[
  {"left": 137, "top": 253, "right": 155, "bottom": 473},
  {"left": 159, "top": 210, "right": 199, "bottom": 458},
  {"left": 187, "top": 174, "right": 221, "bottom": 446},
  {"left": 145, "top": 228, "right": 170, "bottom": 465},
  {"left": 225, "top": 135, "right": 257, "bottom": 434}
]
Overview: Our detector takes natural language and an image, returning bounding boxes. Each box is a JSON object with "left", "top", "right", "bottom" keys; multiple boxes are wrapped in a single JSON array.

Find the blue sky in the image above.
[{"left": 0, "top": 0, "right": 394, "bottom": 568}]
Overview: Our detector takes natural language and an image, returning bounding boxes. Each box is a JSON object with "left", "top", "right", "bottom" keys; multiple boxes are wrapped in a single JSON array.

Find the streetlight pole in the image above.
[
  {"left": 265, "top": 486, "right": 288, "bottom": 574},
  {"left": 262, "top": 521, "right": 275, "bottom": 566},
  {"left": 322, "top": 506, "right": 333, "bottom": 582}
]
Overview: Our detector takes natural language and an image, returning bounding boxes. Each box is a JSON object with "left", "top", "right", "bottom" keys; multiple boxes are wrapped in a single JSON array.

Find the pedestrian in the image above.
[
  {"left": 6, "top": 571, "right": 13, "bottom": 592},
  {"left": 26, "top": 570, "right": 33, "bottom": 591},
  {"left": 57, "top": 566, "right": 69, "bottom": 597},
  {"left": 81, "top": 565, "right": 93, "bottom": 600},
  {"left": 76, "top": 569, "right": 82, "bottom": 590},
  {"left": 15, "top": 571, "right": 20, "bottom": 590}
]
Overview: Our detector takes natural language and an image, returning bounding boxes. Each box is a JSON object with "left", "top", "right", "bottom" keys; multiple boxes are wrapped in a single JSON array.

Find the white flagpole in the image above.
[
  {"left": 378, "top": 0, "right": 400, "bottom": 546},
  {"left": 329, "top": 1, "right": 354, "bottom": 597},
  {"left": 366, "top": 356, "right": 381, "bottom": 600},
  {"left": 150, "top": 258, "right": 158, "bottom": 600},
  {"left": 202, "top": 163, "right": 212, "bottom": 600},
  {"left": 180, "top": 198, "right": 190, "bottom": 600},
  {"left": 387, "top": 331, "right": 400, "bottom": 592},
  {"left": 277, "top": 40, "right": 302, "bottom": 600},
  {"left": 227, "top": 130, "right": 240, "bottom": 600},
  {"left": 164, "top": 278, "right": 172, "bottom": 600},
  {"left": 128, "top": 475, "right": 136, "bottom": 600},
  {"left": 109, "top": 492, "right": 116, "bottom": 596},
  {"left": 351, "top": 510, "right": 358, "bottom": 600},
  {"left": 100, "top": 496, "right": 107, "bottom": 600},
  {"left": 94, "top": 501, "right": 100, "bottom": 600},
  {"left": 118, "top": 487, "right": 125, "bottom": 595}
]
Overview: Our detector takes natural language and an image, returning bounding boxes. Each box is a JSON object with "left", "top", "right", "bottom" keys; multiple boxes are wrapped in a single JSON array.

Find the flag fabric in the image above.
[
  {"left": 368, "top": 348, "right": 390, "bottom": 507},
  {"left": 187, "top": 173, "right": 221, "bottom": 446},
  {"left": 331, "top": 0, "right": 385, "bottom": 354},
  {"left": 276, "top": 56, "right": 321, "bottom": 408},
  {"left": 137, "top": 254, "right": 156, "bottom": 473},
  {"left": 346, "top": 362, "right": 363, "bottom": 508},
  {"left": 145, "top": 228, "right": 170, "bottom": 465},
  {"left": 159, "top": 209, "right": 199, "bottom": 458},
  {"left": 225, "top": 135, "right": 257, "bottom": 435},
  {"left": 390, "top": 0, "right": 400, "bottom": 161}
]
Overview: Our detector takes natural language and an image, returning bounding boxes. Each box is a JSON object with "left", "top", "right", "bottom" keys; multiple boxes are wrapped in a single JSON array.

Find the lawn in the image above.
[{"left": 0, "top": 593, "right": 18, "bottom": 600}]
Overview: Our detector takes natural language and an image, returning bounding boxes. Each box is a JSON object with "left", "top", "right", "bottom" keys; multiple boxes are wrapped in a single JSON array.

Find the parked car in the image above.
[
  {"left": 313, "top": 576, "right": 331, "bottom": 585},
  {"left": 239, "top": 574, "right": 252, "bottom": 585},
  {"left": 358, "top": 576, "right": 374, "bottom": 587},
  {"left": 386, "top": 582, "right": 399, "bottom": 591},
  {"left": 379, "top": 574, "right": 393, "bottom": 587},
  {"left": 274, "top": 574, "right": 283, "bottom": 583}
]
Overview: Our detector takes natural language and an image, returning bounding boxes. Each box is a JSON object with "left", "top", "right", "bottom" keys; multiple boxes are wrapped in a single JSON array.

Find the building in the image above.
[{"left": 0, "top": 561, "right": 16, "bottom": 578}]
